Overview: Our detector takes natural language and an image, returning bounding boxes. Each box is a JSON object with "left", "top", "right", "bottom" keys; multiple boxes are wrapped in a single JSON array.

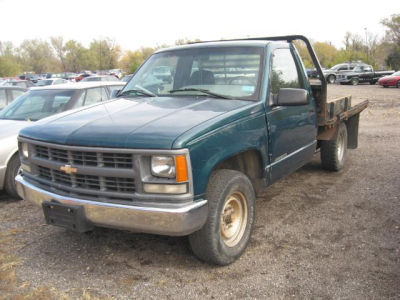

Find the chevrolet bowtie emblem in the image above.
[{"left": 60, "top": 164, "right": 78, "bottom": 174}]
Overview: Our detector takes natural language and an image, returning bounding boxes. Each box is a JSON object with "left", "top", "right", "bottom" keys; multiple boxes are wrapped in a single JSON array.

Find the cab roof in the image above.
[{"left": 156, "top": 40, "right": 275, "bottom": 53}]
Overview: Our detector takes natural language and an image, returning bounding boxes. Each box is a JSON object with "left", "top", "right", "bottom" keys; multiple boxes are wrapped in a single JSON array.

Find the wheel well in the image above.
[
  {"left": 215, "top": 150, "right": 265, "bottom": 194},
  {"left": 7, "top": 151, "right": 19, "bottom": 168}
]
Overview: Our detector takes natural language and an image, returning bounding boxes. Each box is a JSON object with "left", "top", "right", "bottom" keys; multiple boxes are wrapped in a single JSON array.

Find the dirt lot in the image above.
[{"left": 1, "top": 84, "right": 399, "bottom": 299}]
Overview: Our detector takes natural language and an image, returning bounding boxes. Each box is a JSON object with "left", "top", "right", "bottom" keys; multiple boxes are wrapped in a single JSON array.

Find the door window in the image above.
[
  {"left": 270, "top": 48, "right": 304, "bottom": 94},
  {"left": 84, "top": 88, "right": 106, "bottom": 106}
]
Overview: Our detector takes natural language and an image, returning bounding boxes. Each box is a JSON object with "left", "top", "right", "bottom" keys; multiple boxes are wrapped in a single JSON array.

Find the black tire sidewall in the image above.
[
  {"left": 213, "top": 176, "right": 255, "bottom": 261},
  {"left": 189, "top": 169, "right": 256, "bottom": 265},
  {"left": 4, "top": 154, "right": 21, "bottom": 199}
]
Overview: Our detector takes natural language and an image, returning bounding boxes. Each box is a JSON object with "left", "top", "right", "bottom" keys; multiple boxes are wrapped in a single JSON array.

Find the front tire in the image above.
[
  {"left": 350, "top": 78, "right": 359, "bottom": 85},
  {"left": 327, "top": 75, "right": 336, "bottom": 84},
  {"left": 320, "top": 123, "right": 348, "bottom": 171},
  {"left": 189, "top": 169, "right": 255, "bottom": 265},
  {"left": 4, "top": 154, "right": 21, "bottom": 199}
]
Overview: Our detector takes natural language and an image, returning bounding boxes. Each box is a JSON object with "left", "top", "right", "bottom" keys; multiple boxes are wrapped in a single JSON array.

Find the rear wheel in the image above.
[
  {"left": 369, "top": 80, "right": 376, "bottom": 85},
  {"left": 4, "top": 154, "right": 21, "bottom": 199},
  {"left": 320, "top": 123, "right": 348, "bottom": 171},
  {"left": 397, "top": 81, "right": 400, "bottom": 88},
  {"left": 327, "top": 75, "right": 336, "bottom": 84},
  {"left": 350, "top": 78, "right": 359, "bottom": 85},
  {"left": 189, "top": 169, "right": 255, "bottom": 265}
]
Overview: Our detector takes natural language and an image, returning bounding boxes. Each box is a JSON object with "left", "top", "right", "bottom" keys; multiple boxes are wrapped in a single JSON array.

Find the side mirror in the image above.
[
  {"left": 275, "top": 88, "right": 309, "bottom": 106},
  {"left": 110, "top": 89, "right": 121, "bottom": 98}
]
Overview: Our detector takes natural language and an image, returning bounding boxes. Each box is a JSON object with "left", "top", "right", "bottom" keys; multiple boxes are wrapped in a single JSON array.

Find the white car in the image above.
[
  {"left": 0, "top": 81, "right": 125, "bottom": 198},
  {"left": 35, "top": 78, "right": 69, "bottom": 86}
]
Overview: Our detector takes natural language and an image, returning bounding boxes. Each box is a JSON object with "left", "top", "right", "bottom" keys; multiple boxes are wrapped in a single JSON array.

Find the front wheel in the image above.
[
  {"left": 350, "top": 78, "right": 359, "bottom": 85},
  {"left": 189, "top": 169, "right": 255, "bottom": 265},
  {"left": 327, "top": 75, "right": 336, "bottom": 84},
  {"left": 320, "top": 123, "right": 348, "bottom": 171},
  {"left": 4, "top": 154, "right": 21, "bottom": 199}
]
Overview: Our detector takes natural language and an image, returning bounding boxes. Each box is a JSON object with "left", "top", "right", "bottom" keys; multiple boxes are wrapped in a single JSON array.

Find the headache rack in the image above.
[{"left": 191, "top": 35, "right": 368, "bottom": 128}]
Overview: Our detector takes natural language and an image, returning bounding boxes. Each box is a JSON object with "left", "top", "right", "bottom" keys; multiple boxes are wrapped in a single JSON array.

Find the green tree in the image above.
[
  {"left": 89, "top": 38, "right": 121, "bottom": 70},
  {"left": 381, "top": 14, "right": 400, "bottom": 69},
  {"left": 0, "top": 41, "right": 22, "bottom": 76},
  {"left": 50, "top": 36, "right": 66, "bottom": 72},
  {"left": 64, "top": 40, "right": 92, "bottom": 72},
  {"left": 19, "top": 39, "right": 59, "bottom": 73}
]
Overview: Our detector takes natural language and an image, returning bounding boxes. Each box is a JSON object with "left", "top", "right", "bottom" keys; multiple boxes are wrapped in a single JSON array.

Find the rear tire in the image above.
[
  {"left": 4, "top": 154, "right": 21, "bottom": 199},
  {"left": 397, "top": 81, "right": 400, "bottom": 88},
  {"left": 320, "top": 123, "right": 348, "bottom": 171},
  {"left": 189, "top": 169, "right": 255, "bottom": 265}
]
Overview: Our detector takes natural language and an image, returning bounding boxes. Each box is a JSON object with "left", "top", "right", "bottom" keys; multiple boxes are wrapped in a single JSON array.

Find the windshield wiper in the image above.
[
  {"left": 118, "top": 89, "right": 156, "bottom": 97},
  {"left": 168, "top": 88, "right": 233, "bottom": 99}
]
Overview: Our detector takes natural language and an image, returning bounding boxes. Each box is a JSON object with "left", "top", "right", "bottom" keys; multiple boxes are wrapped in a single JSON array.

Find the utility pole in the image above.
[{"left": 364, "top": 27, "right": 368, "bottom": 63}]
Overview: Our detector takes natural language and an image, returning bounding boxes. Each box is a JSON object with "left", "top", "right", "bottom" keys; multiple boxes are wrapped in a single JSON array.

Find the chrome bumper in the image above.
[{"left": 15, "top": 175, "right": 208, "bottom": 236}]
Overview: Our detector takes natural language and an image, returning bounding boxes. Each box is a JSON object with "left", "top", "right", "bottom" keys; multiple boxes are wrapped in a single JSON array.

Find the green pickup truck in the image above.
[{"left": 16, "top": 35, "right": 368, "bottom": 265}]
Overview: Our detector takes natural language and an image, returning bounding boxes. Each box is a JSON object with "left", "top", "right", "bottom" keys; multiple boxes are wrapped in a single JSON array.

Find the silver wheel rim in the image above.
[
  {"left": 337, "top": 130, "right": 345, "bottom": 163},
  {"left": 220, "top": 191, "right": 248, "bottom": 247}
]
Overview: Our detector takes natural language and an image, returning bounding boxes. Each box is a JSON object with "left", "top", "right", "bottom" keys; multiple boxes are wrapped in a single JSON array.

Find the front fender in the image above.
[
  {"left": 0, "top": 134, "right": 18, "bottom": 189},
  {"left": 186, "top": 112, "right": 269, "bottom": 196}
]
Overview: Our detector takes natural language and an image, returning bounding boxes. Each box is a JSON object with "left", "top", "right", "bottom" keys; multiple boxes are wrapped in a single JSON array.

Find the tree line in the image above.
[{"left": 0, "top": 14, "right": 398, "bottom": 78}]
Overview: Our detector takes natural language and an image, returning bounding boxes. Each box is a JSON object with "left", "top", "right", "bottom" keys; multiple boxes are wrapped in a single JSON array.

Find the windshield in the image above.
[
  {"left": 0, "top": 89, "right": 77, "bottom": 121},
  {"left": 392, "top": 71, "right": 400, "bottom": 76},
  {"left": 121, "top": 46, "right": 264, "bottom": 100},
  {"left": 82, "top": 77, "right": 101, "bottom": 82}
]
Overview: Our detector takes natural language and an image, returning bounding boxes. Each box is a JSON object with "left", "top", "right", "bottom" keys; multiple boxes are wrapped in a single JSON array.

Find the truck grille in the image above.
[
  {"left": 24, "top": 142, "right": 138, "bottom": 202},
  {"left": 34, "top": 145, "right": 133, "bottom": 168}
]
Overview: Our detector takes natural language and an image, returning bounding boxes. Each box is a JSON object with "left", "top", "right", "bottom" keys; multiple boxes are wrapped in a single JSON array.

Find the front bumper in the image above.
[{"left": 16, "top": 175, "right": 208, "bottom": 236}]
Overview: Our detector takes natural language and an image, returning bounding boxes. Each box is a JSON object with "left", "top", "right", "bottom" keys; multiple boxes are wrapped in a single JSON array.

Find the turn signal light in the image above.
[{"left": 175, "top": 155, "right": 188, "bottom": 182}]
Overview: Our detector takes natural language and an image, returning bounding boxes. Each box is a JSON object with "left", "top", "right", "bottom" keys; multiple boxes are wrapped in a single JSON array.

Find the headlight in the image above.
[
  {"left": 21, "top": 143, "right": 29, "bottom": 158},
  {"left": 151, "top": 156, "right": 175, "bottom": 178}
]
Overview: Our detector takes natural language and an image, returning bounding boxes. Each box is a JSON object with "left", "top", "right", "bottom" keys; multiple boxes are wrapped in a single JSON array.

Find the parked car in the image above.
[
  {"left": 0, "top": 81, "right": 125, "bottom": 198},
  {"left": 121, "top": 74, "right": 133, "bottom": 82},
  {"left": 15, "top": 35, "right": 368, "bottom": 265},
  {"left": 19, "top": 74, "right": 41, "bottom": 83},
  {"left": 108, "top": 69, "right": 123, "bottom": 79},
  {"left": 36, "top": 78, "right": 69, "bottom": 86},
  {"left": 75, "top": 73, "right": 93, "bottom": 82},
  {"left": 336, "top": 65, "right": 395, "bottom": 85},
  {"left": 0, "top": 86, "right": 27, "bottom": 110},
  {"left": 81, "top": 75, "right": 120, "bottom": 82},
  {"left": 378, "top": 71, "right": 400, "bottom": 88},
  {"left": 1, "top": 80, "right": 35, "bottom": 89},
  {"left": 322, "top": 62, "right": 368, "bottom": 84}
]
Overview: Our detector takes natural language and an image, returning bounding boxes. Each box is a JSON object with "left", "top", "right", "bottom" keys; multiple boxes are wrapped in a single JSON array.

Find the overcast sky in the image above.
[{"left": 0, "top": 0, "right": 398, "bottom": 51}]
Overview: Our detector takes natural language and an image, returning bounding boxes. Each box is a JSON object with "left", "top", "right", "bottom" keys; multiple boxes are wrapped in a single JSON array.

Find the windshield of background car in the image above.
[
  {"left": 36, "top": 80, "right": 53, "bottom": 86},
  {"left": 0, "top": 89, "right": 77, "bottom": 121},
  {"left": 122, "top": 46, "right": 264, "bottom": 100}
]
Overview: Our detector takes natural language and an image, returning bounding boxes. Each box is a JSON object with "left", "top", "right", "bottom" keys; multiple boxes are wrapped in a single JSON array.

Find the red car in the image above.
[{"left": 378, "top": 71, "right": 400, "bottom": 88}]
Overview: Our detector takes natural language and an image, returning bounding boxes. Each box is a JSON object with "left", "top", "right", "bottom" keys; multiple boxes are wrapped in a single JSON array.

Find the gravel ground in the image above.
[{"left": 0, "top": 84, "right": 399, "bottom": 299}]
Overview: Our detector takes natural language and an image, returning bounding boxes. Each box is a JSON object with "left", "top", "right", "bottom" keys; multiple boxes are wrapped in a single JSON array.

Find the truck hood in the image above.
[{"left": 19, "top": 97, "right": 251, "bottom": 149}]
